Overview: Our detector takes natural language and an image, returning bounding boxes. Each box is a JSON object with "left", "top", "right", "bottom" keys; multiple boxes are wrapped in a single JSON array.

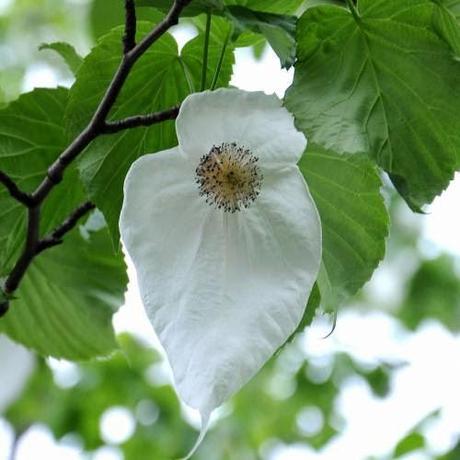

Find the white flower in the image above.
[{"left": 120, "top": 88, "right": 321, "bottom": 455}]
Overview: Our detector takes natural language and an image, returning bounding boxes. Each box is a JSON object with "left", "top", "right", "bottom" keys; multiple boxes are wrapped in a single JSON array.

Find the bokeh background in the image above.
[{"left": 1, "top": 1, "right": 460, "bottom": 459}]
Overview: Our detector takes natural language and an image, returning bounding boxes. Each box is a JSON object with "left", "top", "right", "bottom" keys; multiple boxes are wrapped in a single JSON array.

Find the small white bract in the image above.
[{"left": 119, "top": 88, "right": 322, "bottom": 456}]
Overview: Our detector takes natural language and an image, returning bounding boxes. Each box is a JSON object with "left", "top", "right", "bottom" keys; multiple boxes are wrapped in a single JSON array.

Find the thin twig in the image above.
[
  {"left": 127, "top": 0, "right": 191, "bottom": 62},
  {"left": 103, "top": 106, "right": 180, "bottom": 133},
  {"left": 210, "top": 26, "right": 231, "bottom": 91},
  {"left": 123, "top": 0, "right": 137, "bottom": 53},
  {"left": 0, "top": 171, "right": 34, "bottom": 207},
  {"left": 1, "top": 0, "right": 191, "bottom": 316},
  {"left": 37, "top": 201, "right": 96, "bottom": 253},
  {"left": 3, "top": 206, "right": 40, "bottom": 295},
  {"left": 1, "top": 202, "right": 95, "bottom": 317}
]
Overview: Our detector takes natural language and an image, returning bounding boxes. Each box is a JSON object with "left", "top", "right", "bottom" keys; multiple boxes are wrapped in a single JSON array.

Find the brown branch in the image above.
[
  {"left": 103, "top": 106, "right": 180, "bottom": 133},
  {"left": 0, "top": 202, "right": 95, "bottom": 317},
  {"left": 0, "top": 171, "right": 34, "bottom": 207},
  {"left": 3, "top": 205, "right": 40, "bottom": 295},
  {"left": 123, "top": 0, "right": 137, "bottom": 53},
  {"left": 127, "top": 0, "right": 192, "bottom": 62},
  {"left": 1, "top": 0, "right": 191, "bottom": 317}
]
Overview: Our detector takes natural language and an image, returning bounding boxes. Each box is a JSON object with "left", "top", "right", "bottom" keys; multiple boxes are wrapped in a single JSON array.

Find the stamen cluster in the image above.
[{"left": 195, "top": 142, "right": 263, "bottom": 212}]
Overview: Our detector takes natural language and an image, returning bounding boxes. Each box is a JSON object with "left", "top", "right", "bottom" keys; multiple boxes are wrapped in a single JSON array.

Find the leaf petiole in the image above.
[
  {"left": 345, "top": 0, "right": 361, "bottom": 23},
  {"left": 210, "top": 24, "right": 233, "bottom": 90},
  {"left": 201, "top": 11, "right": 212, "bottom": 91}
]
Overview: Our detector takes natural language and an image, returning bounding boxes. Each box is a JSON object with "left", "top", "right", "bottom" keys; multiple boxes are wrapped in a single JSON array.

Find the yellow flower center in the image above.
[{"left": 195, "top": 142, "right": 263, "bottom": 212}]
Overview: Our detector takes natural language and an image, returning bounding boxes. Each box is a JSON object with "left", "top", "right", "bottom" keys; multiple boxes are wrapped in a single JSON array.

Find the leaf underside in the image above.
[{"left": 299, "top": 145, "right": 389, "bottom": 307}]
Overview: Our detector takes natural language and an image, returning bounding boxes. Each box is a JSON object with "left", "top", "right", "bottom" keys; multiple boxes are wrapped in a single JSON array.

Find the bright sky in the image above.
[{"left": 1, "top": 22, "right": 460, "bottom": 460}]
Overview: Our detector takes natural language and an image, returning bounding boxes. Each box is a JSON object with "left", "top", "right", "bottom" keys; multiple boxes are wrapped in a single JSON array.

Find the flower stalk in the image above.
[
  {"left": 201, "top": 11, "right": 213, "bottom": 91},
  {"left": 210, "top": 25, "right": 232, "bottom": 90}
]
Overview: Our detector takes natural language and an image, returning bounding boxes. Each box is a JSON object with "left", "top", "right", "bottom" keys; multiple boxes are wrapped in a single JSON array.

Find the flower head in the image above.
[
  {"left": 195, "top": 142, "right": 263, "bottom": 212},
  {"left": 120, "top": 88, "right": 322, "bottom": 454}
]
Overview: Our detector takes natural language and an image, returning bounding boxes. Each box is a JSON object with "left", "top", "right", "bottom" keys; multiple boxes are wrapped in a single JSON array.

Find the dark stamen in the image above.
[{"left": 195, "top": 142, "right": 263, "bottom": 212}]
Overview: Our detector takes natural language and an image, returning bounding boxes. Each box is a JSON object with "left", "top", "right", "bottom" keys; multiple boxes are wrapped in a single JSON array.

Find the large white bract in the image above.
[{"left": 120, "top": 88, "right": 322, "bottom": 454}]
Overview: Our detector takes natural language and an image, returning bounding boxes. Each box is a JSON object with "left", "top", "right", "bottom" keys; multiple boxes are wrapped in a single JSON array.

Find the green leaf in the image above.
[
  {"left": 224, "top": 0, "right": 303, "bottom": 14},
  {"left": 365, "top": 365, "right": 390, "bottom": 398},
  {"left": 394, "top": 432, "right": 425, "bottom": 458},
  {"left": 90, "top": 0, "right": 165, "bottom": 39},
  {"left": 286, "top": 0, "right": 460, "bottom": 211},
  {"left": 39, "top": 42, "right": 84, "bottom": 76},
  {"left": 299, "top": 145, "right": 389, "bottom": 306},
  {"left": 304, "top": 0, "right": 345, "bottom": 7},
  {"left": 433, "top": 0, "right": 460, "bottom": 54},
  {"left": 399, "top": 255, "right": 460, "bottom": 332},
  {"left": 300, "top": 283, "right": 321, "bottom": 330},
  {"left": 0, "top": 86, "right": 6, "bottom": 109},
  {"left": 0, "top": 88, "right": 86, "bottom": 276},
  {"left": 137, "top": 0, "right": 301, "bottom": 15},
  {"left": 285, "top": 283, "right": 321, "bottom": 344},
  {"left": 438, "top": 0, "right": 460, "bottom": 21},
  {"left": 139, "top": 0, "right": 297, "bottom": 67},
  {"left": 4, "top": 337, "right": 192, "bottom": 455},
  {"left": 225, "top": 6, "right": 296, "bottom": 68},
  {"left": 66, "top": 22, "right": 234, "bottom": 244},
  {"left": 438, "top": 442, "right": 460, "bottom": 460},
  {"left": 136, "top": 0, "right": 225, "bottom": 16},
  {"left": 0, "top": 218, "right": 127, "bottom": 360}
]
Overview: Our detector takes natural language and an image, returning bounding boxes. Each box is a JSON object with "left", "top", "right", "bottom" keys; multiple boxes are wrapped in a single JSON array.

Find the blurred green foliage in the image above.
[
  {"left": 2, "top": 333, "right": 395, "bottom": 459},
  {"left": 5, "top": 334, "right": 194, "bottom": 459},
  {"left": 0, "top": 0, "right": 89, "bottom": 100},
  {"left": 399, "top": 255, "right": 460, "bottom": 332}
]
